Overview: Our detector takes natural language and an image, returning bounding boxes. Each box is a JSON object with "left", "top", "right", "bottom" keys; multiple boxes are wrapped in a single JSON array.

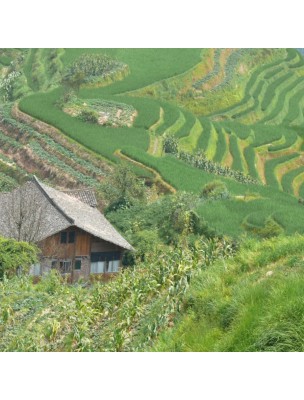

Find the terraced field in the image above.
[{"left": 1, "top": 48, "right": 304, "bottom": 237}]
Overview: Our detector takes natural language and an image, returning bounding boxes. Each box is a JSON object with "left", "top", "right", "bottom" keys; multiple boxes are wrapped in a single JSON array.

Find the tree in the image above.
[
  {"left": 201, "top": 180, "right": 230, "bottom": 200},
  {"left": 3, "top": 182, "right": 46, "bottom": 243},
  {"left": 102, "top": 162, "right": 146, "bottom": 211},
  {"left": 0, "top": 237, "right": 39, "bottom": 279},
  {"left": 61, "top": 71, "right": 85, "bottom": 95},
  {"left": 162, "top": 133, "right": 178, "bottom": 154}
]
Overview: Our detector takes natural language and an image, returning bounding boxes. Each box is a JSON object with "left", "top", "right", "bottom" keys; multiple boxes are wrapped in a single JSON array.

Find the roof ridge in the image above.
[
  {"left": 63, "top": 188, "right": 93, "bottom": 192},
  {"left": 31, "top": 176, "right": 75, "bottom": 225}
]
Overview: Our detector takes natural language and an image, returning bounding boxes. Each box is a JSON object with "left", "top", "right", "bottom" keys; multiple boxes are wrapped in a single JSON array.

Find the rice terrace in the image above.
[{"left": 1, "top": 48, "right": 304, "bottom": 352}]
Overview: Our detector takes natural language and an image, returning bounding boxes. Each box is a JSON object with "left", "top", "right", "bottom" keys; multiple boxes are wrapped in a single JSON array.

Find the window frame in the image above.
[
  {"left": 59, "top": 259, "right": 72, "bottom": 274},
  {"left": 60, "top": 231, "right": 76, "bottom": 244},
  {"left": 74, "top": 258, "right": 82, "bottom": 271}
]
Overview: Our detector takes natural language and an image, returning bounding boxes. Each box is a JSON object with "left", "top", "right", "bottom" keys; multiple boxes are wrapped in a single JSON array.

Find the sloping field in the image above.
[
  {"left": 152, "top": 235, "right": 304, "bottom": 352},
  {"left": 4, "top": 47, "right": 304, "bottom": 237}
]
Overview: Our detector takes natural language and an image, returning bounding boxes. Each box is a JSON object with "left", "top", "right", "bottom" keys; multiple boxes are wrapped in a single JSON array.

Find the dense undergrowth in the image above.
[
  {"left": 0, "top": 239, "right": 233, "bottom": 352},
  {"left": 152, "top": 235, "right": 304, "bottom": 352},
  {"left": 2, "top": 49, "right": 304, "bottom": 352}
]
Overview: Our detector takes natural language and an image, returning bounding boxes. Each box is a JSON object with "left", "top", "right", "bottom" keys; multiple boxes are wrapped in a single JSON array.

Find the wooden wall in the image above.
[
  {"left": 39, "top": 227, "right": 91, "bottom": 258},
  {"left": 39, "top": 227, "right": 123, "bottom": 258}
]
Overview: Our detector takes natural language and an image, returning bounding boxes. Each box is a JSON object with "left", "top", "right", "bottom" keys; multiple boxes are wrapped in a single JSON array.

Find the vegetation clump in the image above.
[
  {"left": 201, "top": 180, "right": 230, "bottom": 200},
  {"left": 177, "top": 150, "right": 260, "bottom": 185},
  {"left": 242, "top": 216, "right": 284, "bottom": 238},
  {"left": 152, "top": 234, "right": 304, "bottom": 352},
  {"left": 62, "top": 53, "right": 128, "bottom": 91},
  {"left": 0, "top": 237, "right": 39, "bottom": 279},
  {"left": 163, "top": 133, "right": 179, "bottom": 154}
]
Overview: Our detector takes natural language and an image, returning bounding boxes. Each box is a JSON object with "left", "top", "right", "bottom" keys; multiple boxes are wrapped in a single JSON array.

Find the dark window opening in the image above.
[
  {"left": 51, "top": 260, "right": 57, "bottom": 269},
  {"left": 75, "top": 259, "right": 82, "bottom": 270},
  {"left": 68, "top": 231, "right": 75, "bottom": 243},
  {"left": 60, "top": 231, "right": 76, "bottom": 244},
  {"left": 60, "top": 231, "right": 67, "bottom": 244}
]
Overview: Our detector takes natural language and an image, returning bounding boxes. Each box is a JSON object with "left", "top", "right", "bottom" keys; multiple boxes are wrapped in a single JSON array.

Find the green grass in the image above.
[
  {"left": 264, "top": 153, "right": 299, "bottom": 189},
  {"left": 268, "top": 130, "right": 298, "bottom": 152},
  {"left": 152, "top": 235, "right": 304, "bottom": 352},
  {"left": 12, "top": 48, "right": 304, "bottom": 243},
  {"left": 65, "top": 48, "right": 203, "bottom": 95},
  {"left": 179, "top": 118, "right": 202, "bottom": 153},
  {"left": 19, "top": 88, "right": 150, "bottom": 162},
  {"left": 281, "top": 166, "right": 304, "bottom": 194},
  {"left": 260, "top": 71, "right": 294, "bottom": 112},
  {"left": 244, "top": 146, "right": 259, "bottom": 180},
  {"left": 261, "top": 77, "right": 304, "bottom": 124},
  {"left": 155, "top": 101, "right": 180, "bottom": 135},
  {"left": 285, "top": 88, "right": 304, "bottom": 125},
  {"left": 211, "top": 50, "right": 288, "bottom": 118},
  {"left": 196, "top": 118, "right": 211, "bottom": 151},
  {"left": 120, "top": 145, "right": 304, "bottom": 237},
  {"left": 174, "top": 109, "right": 196, "bottom": 139},
  {"left": 213, "top": 125, "right": 227, "bottom": 163},
  {"left": 229, "top": 135, "right": 244, "bottom": 172},
  {"left": 0, "top": 55, "right": 12, "bottom": 66}
]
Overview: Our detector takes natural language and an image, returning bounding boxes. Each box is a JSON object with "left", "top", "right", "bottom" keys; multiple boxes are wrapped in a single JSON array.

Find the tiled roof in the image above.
[
  {"left": 0, "top": 177, "right": 133, "bottom": 251},
  {"left": 61, "top": 189, "right": 98, "bottom": 207}
]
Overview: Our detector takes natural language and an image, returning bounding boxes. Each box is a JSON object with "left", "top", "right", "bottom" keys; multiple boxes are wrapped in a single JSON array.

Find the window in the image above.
[
  {"left": 68, "top": 231, "right": 75, "bottom": 244},
  {"left": 107, "top": 259, "right": 120, "bottom": 273},
  {"left": 90, "top": 252, "right": 121, "bottom": 274},
  {"left": 30, "top": 264, "right": 41, "bottom": 276},
  {"left": 59, "top": 260, "right": 71, "bottom": 274},
  {"left": 60, "top": 231, "right": 75, "bottom": 244},
  {"left": 51, "top": 260, "right": 57, "bottom": 269},
  {"left": 60, "top": 231, "right": 67, "bottom": 244},
  {"left": 75, "top": 258, "right": 82, "bottom": 270},
  {"left": 90, "top": 261, "right": 105, "bottom": 274}
]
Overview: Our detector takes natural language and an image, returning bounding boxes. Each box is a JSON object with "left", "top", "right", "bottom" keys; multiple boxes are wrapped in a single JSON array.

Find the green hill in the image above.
[
  {"left": 152, "top": 234, "right": 304, "bottom": 352},
  {"left": 2, "top": 48, "right": 304, "bottom": 238}
]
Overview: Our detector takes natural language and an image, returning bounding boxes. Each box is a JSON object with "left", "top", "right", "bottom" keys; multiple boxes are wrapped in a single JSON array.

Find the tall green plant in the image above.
[{"left": 0, "top": 237, "right": 39, "bottom": 279}]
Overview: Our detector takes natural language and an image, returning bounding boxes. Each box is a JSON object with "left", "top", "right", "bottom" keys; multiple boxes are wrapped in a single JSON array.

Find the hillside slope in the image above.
[
  {"left": 2, "top": 48, "right": 304, "bottom": 239},
  {"left": 152, "top": 235, "right": 304, "bottom": 352}
]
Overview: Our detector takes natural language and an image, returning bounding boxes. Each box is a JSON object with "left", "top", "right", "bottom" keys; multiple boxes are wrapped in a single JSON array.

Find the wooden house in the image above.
[{"left": 0, "top": 177, "right": 133, "bottom": 281}]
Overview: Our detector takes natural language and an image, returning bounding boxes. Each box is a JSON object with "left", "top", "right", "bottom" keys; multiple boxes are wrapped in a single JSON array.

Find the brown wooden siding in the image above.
[
  {"left": 91, "top": 238, "right": 121, "bottom": 253},
  {"left": 39, "top": 227, "right": 91, "bottom": 258},
  {"left": 76, "top": 230, "right": 91, "bottom": 255}
]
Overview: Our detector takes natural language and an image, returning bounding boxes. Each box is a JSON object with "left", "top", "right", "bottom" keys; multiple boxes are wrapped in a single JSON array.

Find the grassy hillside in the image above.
[
  {"left": 152, "top": 235, "right": 304, "bottom": 352},
  {"left": 0, "top": 245, "right": 202, "bottom": 351},
  {"left": 2, "top": 48, "right": 304, "bottom": 239}
]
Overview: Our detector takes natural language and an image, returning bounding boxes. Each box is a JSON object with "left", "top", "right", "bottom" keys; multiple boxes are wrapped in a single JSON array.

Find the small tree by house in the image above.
[
  {"left": 3, "top": 182, "right": 47, "bottom": 243},
  {"left": 0, "top": 237, "right": 39, "bottom": 279}
]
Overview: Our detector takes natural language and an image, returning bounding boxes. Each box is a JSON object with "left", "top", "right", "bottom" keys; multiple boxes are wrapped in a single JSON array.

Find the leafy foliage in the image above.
[
  {"left": 62, "top": 53, "right": 128, "bottom": 90},
  {"left": 78, "top": 109, "right": 99, "bottom": 124},
  {"left": 153, "top": 235, "right": 304, "bottom": 352},
  {"left": 242, "top": 216, "right": 284, "bottom": 238},
  {"left": 102, "top": 162, "right": 146, "bottom": 211},
  {"left": 0, "top": 237, "right": 39, "bottom": 279},
  {"left": 201, "top": 180, "right": 230, "bottom": 200},
  {"left": 163, "top": 133, "right": 178, "bottom": 154}
]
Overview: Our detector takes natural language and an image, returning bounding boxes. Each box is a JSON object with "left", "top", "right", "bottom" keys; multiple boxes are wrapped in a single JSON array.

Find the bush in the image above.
[
  {"left": 243, "top": 216, "right": 284, "bottom": 238},
  {"left": 0, "top": 237, "right": 39, "bottom": 279},
  {"left": 78, "top": 109, "right": 99, "bottom": 124},
  {"left": 201, "top": 180, "right": 230, "bottom": 200},
  {"left": 163, "top": 134, "right": 178, "bottom": 154}
]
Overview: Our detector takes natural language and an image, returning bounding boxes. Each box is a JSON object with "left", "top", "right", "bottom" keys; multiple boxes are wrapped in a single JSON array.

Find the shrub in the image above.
[
  {"left": 78, "top": 109, "right": 99, "bottom": 124},
  {"left": 0, "top": 237, "right": 39, "bottom": 279},
  {"left": 243, "top": 216, "right": 284, "bottom": 238},
  {"left": 201, "top": 180, "right": 230, "bottom": 200},
  {"left": 163, "top": 133, "right": 178, "bottom": 154}
]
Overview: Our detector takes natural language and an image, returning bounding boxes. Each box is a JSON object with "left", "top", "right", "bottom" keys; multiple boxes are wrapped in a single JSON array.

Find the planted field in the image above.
[
  {"left": 3, "top": 47, "right": 304, "bottom": 239},
  {"left": 153, "top": 235, "right": 304, "bottom": 352}
]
